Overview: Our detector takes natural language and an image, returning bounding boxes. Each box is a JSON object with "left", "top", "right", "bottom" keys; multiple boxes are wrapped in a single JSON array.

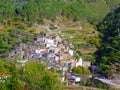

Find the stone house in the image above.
[
  {"left": 82, "top": 60, "right": 91, "bottom": 68},
  {"left": 76, "top": 57, "right": 91, "bottom": 68}
]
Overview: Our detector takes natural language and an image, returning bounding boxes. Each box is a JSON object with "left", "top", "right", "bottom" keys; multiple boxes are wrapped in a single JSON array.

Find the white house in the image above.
[
  {"left": 60, "top": 76, "right": 65, "bottom": 82},
  {"left": 55, "top": 56, "right": 60, "bottom": 63},
  {"left": 35, "top": 49, "right": 46, "bottom": 54},
  {"left": 69, "top": 50, "right": 74, "bottom": 56},
  {"left": 76, "top": 57, "right": 83, "bottom": 67},
  {"left": 76, "top": 57, "right": 91, "bottom": 68},
  {"left": 45, "top": 39, "right": 57, "bottom": 48}
]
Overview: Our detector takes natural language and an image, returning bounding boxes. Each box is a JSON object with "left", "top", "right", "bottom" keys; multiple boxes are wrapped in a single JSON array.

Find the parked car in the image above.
[
  {"left": 71, "top": 73, "right": 81, "bottom": 82},
  {"left": 67, "top": 78, "right": 75, "bottom": 86}
]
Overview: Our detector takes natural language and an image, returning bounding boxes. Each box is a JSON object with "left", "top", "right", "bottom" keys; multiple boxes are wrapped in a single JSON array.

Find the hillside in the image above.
[
  {"left": 96, "top": 7, "right": 120, "bottom": 76},
  {"left": 0, "top": 0, "right": 120, "bottom": 90},
  {"left": 59, "top": 21, "right": 99, "bottom": 63},
  {"left": 0, "top": 0, "right": 119, "bottom": 60},
  {"left": 0, "top": 0, "right": 120, "bottom": 73},
  {"left": 0, "top": 0, "right": 120, "bottom": 25}
]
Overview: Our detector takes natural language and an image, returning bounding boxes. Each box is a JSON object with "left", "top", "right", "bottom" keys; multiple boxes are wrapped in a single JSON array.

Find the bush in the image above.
[
  {"left": 96, "top": 83, "right": 108, "bottom": 89},
  {"left": 90, "top": 37, "right": 100, "bottom": 47},
  {"left": 17, "top": 23, "right": 27, "bottom": 30},
  {"left": 72, "top": 66, "right": 90, "bottom": 75},
  {"left": 72, "top": 66, "right": 82, "bottom": 75},
  {"left": 24, "top": 61, "right": 63, "bottom": 90}
]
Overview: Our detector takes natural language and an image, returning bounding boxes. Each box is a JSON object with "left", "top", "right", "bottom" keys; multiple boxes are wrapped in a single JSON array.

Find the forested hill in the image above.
[
  {"left": 0, "top": 0, "right": 120, "bottom": 25},
  {"left": 96, "top": 7, "right": 120, "bottom": 76}
]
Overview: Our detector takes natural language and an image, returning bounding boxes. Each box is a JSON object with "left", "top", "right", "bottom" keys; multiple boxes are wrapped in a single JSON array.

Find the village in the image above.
[
  {"left": 0, "top": 23, "right": 117, "bottom": 89},
  {"left": 7, "top": 27, "right": 92, "bottom": 86}
]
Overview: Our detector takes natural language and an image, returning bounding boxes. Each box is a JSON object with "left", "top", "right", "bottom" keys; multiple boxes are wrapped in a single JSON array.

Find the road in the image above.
[{"left": 96, "top": 78, "right": 120, "bottom": 87}]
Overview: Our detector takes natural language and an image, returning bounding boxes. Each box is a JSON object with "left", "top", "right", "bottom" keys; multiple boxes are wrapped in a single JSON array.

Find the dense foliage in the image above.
[
  {"left": 72, "top": 66, "right": 90, "bottom": 75},
  {"left": 0, "top": 0, "right": 120, "bottom": 25},
  {"left": 0, "top": 27, "right": 32, "bottom": 58},
  {"left": 0, "top": 60, "right": 23, "bottom": 90},
  {"left": 24, "top": 61, "right": 63, "bottom": 90},
  {"left": 0, "top": 60, "right": 63, "bottom": 90},
  {"left": 0, "top": 1, "right": 120, "bottom": 89},
  {"left": 96, "top": 7, "right": 120, "bottom": 76}
]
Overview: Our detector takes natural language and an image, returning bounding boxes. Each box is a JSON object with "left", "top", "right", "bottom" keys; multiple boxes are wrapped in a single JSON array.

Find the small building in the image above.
[
  {"left": 76, "top": 57, "right": 83, "bottom": 67},
  {"left": 71, "top": 60, "right": 76, "bottom": 68},
  {"left": 45, "top": 39, "right": 57, "bottom": 48},
  {"left": 35, "top": 49, "right": 46, "bottom": 54},
  {"left": 34, "top": 36, "right": 44, "bottom": 42},
  {"left": 69, "top": 50, "right": 74, "bottom": 56},
  {"left": 82, "top": 60, "right": 91, "bottom": 68},
  {"left": 62, "top": 66, "right": 68, "bottom": 72},
  {"left": 55, "top": 56, "right": 60, "bottom": 63},
  {"left": 60, "top": 53, "right": 70, "bottom": 62},
  {"left": 54, "top": 48, "right": 59, "bottom": 54},
  {"left": 60, "top": 76, "right": 65, "bottom": 82},
  {"left": 76, "top": 57, "right": 91, "bottom": 68}
]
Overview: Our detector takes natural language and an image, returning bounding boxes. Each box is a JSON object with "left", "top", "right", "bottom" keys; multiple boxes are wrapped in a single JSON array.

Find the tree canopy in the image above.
[
  {"left": 96, "top": 7, "right": 120, "bottom": 76},
  {"left": 0, "top": 60, "right": 63, "bottom": 90},
  {"left": 0, "top": 0, "right": 120, "bottom": 25},
  {"left": 0, "top": 60, "right": 23, "bottom": 90},
  {"left": 72, "top": 66, "right": 90, "bottom": 75},
  {"left": 24, "top": 61, "right": 63, "bottom": 90}
]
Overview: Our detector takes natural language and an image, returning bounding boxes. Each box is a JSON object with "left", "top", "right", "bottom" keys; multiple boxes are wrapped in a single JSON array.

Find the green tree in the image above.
[
  {"left": 90, "top": 37, "right": 100, "bottom": 47},
  {"left": 96, "top": 82, "right": 108, "bottom": 89},
  {"left": 0, "top": 60, "right": 23, "bottom": 90},
  {"left": 0, "top": 0, "right": 119, "bottom": 25},
  {"left": 72, "top": 66, "right": 90, "bottom": 75},
  {"left": 96, "top": 7, "right": 120, "bottom": 76},
  {"left": 24, "top": 61, "right": 63, "bottom": 90},
  {"left": 72, "top": 66, "right": 82, "bottom": 75},
  {"left": 83, "top": 68, "right": 90, "bottom": 75}
]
